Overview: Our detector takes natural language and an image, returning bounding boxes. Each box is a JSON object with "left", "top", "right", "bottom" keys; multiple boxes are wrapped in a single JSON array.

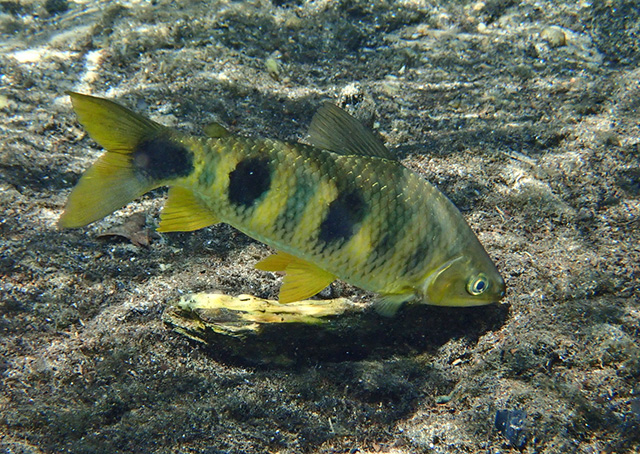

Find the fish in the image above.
[{"left": 59, "top": 92, "right": 505, "bottom": 316}]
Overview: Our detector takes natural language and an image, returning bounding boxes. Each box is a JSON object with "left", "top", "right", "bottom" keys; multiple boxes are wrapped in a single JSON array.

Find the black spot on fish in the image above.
[
  {"left": 228, "top": 157, "right": 272, "bottom": 207},
  {"left": 318, "top": 189, "right": 367, "bottom": 246},
  {"left": 133, "top": 136, "right": 193, "bottom": 181}
]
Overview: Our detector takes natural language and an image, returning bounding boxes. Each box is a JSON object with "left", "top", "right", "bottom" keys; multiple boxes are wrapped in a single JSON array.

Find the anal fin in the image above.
[
  {"left": 280, "top": 259, "right": 336, "bottom": 303},
  {"left": 157, "top": 187, "right": 219, "bottom": 232},
  {"left": 256, "top": 251, "right": 336, "bottom": 303},
  {"left": 254, "top": 250, "right": 296, "bottom": 272}
]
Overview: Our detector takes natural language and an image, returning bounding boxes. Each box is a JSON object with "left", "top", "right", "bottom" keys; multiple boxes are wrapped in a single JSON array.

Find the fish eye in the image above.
[{"left": 467, "top": 273, "right": 489, "bottom": 296}]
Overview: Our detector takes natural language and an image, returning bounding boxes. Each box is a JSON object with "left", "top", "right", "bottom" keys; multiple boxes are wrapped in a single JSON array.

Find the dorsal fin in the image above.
[
  {"left": 307, "top": 102, "right": 395, "bottom": 160},
  {"left": 204, "top": 122, "right": 230, "bottom": 138}
]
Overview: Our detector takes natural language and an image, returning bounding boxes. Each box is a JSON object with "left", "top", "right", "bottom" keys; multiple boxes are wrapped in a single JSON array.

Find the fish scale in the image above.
[{"left": 59, "top": 92, "right": 505, "bottom": 316}]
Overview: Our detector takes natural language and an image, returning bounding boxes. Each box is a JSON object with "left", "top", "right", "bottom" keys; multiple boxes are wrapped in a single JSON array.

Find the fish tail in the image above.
[{"left": 59, "top": 92, "right": 190, "bottom": 228}]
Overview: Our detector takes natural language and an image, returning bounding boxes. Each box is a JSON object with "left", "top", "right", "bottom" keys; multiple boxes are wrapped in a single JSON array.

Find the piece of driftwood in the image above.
[{"left": 164, "top": 292, "right": 358, "bottom": 339}]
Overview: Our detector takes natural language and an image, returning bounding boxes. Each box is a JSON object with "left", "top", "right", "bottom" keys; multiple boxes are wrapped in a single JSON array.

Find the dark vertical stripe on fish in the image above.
[
  {"left": 274, "top": 176, "right": 317, "bottom": 240},
  {"left": 404, "top": 229, "right": 436, "bottom": 275},
  {"left": 371, "top": 199, "right": 413, "bottom": 262}
]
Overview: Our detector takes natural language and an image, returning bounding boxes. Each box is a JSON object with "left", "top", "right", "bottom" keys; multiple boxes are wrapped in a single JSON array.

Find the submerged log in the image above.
[{"left": 164, "top": 293, "right": 359, "bottom": 339}]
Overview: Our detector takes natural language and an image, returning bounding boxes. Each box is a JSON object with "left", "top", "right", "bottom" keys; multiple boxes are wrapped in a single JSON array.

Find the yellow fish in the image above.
[{"left": 60, "top": 92, "right": 505, "bottom": 316}]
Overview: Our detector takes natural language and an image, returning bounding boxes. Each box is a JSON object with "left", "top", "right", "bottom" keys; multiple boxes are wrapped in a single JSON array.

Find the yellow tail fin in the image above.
[{"left": 59, "top": 92, "right": 171, "bottom": 228}]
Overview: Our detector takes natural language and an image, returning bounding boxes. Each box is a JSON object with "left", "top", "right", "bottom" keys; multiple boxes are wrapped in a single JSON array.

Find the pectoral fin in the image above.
[
  {"left": 374, "top": 293, "right": 413, "bottom": 317},
  {"left": 157, "top": 186, "right": 219, "bottom": 232}
]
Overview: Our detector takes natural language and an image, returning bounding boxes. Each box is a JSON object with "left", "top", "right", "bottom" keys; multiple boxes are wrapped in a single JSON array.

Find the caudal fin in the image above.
[{"left": 59, "top": 92, "right": 166, "bottom": 228}]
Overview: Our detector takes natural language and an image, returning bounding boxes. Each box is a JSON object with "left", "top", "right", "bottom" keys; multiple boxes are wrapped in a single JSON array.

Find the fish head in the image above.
[{"left": 420, "top": 250, "right": 505, "bottom": 307}]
